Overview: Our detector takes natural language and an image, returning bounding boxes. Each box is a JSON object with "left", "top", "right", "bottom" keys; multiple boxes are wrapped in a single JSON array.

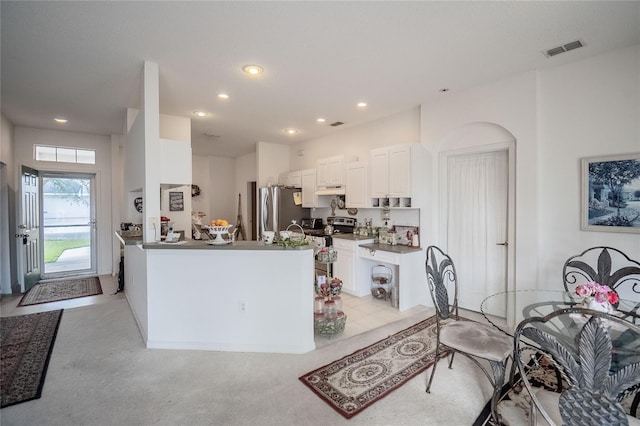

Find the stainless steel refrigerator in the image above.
[{"left": 258, "top": 186, "right": 309, "bottom": 240}]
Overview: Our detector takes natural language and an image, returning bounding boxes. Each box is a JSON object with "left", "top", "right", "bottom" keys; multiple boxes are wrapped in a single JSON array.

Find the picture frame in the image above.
[
  {"left": 169, "top": 191, "right": 184, "bottom": 212},
  {"left": 581, "top": 153, "right": 640, "bottom": 233}
]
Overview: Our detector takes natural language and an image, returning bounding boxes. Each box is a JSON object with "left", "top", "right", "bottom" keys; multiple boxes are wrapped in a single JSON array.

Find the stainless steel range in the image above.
[{"left": 326, "top": 216, "right": 357, "bottom": 235}]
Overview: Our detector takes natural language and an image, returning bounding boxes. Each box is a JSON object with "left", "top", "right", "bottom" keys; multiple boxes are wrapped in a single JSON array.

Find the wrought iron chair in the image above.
[
  {"left": 514, "top": 307, "right": 640, "bottom": 426},
  {"left": 563, "top": 246, "right": 640, "bottom": 321},
  {"left": 424, "top": 246, "right": 512, "bottom": 425}
]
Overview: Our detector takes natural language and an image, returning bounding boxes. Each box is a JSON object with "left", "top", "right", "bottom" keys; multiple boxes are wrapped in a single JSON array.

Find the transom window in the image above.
[{"left": 34, "top": 145, "right": 96, "bottom": 165}]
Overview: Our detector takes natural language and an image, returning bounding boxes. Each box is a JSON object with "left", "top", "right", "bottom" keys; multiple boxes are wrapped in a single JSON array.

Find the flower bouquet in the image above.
[{"left": 575, "top": 281, "right": 618, "bottom": 313}]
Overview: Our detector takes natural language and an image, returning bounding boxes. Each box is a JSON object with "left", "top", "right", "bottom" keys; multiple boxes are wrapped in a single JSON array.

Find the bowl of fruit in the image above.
[{"left": 206, "top": 219, "right": 233, "bottom": 245}]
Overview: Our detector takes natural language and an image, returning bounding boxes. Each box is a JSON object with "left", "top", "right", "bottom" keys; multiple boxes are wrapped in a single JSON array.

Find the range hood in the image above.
[{"left": 315, "top": 186, "right": 345, "bottom": 196}]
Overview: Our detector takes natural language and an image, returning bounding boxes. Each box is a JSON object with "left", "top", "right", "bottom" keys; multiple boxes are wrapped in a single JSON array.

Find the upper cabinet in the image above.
[
  {"left": 301, "top": 169, "right": 329, "bottom": 208},
  {"left": 345, "top": 161, "right": 370, "bottom": 208},
  {"left": 316, "top": 155, "right": 357, "bottom": 188},
  {"left": 278, "top": 170, "right": 302, "bottom": 188},
  {"left": 369, "top": 144, "right": 426, "bottom": 208}
]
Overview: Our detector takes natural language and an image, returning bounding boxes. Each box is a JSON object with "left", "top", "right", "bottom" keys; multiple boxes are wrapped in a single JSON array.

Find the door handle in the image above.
[{"left": 496, "top": 241, "right": 508, "bottom": 246}]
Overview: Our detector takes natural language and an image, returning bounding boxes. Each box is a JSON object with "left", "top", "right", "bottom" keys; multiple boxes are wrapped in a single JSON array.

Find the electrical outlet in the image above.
[{"left": 239, "top": 301, "right": 247, "bottom": 312}]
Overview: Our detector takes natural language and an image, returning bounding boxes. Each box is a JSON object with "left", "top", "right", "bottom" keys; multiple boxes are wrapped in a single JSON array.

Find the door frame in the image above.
[
  {"left": 438, "top": 141, "right": 516, "bottom": 321},
  {"left": 39, "top": 170, "right": 98, "bottom": 279}
]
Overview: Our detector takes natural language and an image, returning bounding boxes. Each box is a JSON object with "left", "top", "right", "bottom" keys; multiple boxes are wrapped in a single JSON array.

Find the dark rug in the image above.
[
  {"left": 1, "top": 310, "right": 63, "bottom": 408},
  {"left": 299, "top": 315, "right": 447, "bottom": 419},
  {"left": 18, "top": 277, "right": 102, "bottom": 306},
  {"left": 473, "top": 355, "right": 640, "bottom": 425}
]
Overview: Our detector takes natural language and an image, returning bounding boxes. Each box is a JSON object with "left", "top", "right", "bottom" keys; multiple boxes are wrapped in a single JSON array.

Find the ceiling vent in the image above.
[
  {"left": 544, "top": 40, "right": 584, "bottom": 57},
  {"left": 330, "top": 121, "right": 344, "bottom": 127}
]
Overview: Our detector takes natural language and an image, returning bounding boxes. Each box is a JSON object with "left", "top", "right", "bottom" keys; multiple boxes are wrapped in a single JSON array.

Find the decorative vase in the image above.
[{"left": 582, "top": 296, "right": 613, "bottom": 313}]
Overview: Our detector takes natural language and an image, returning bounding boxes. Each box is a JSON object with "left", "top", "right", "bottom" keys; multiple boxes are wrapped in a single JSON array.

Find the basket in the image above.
[
  {"left": 371, "top": 264, "right": 392, "bottom": 299},
  {"left": 314, "top": 312, "right": 347, "bottom": 335}
]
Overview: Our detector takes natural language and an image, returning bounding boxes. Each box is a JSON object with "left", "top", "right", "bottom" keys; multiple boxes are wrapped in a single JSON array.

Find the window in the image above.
[{"left": 34, "top": 145, "right": 96, "bottom": 165}]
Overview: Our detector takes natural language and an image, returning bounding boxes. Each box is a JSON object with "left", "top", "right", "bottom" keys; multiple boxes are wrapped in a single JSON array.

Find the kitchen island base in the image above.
[{"left": 126, "top": 241, "right": 315, "bottom": 354}]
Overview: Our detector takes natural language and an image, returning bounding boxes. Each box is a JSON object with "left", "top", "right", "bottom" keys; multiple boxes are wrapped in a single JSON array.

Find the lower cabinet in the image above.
[{"left": 332, "top": 237, "right": 375, "bottom": 296}]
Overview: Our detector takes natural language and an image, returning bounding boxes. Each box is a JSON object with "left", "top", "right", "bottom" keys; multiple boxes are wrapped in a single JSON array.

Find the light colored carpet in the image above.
[{"left": 0, "top": 296, "right": 499, "bottom": 426}]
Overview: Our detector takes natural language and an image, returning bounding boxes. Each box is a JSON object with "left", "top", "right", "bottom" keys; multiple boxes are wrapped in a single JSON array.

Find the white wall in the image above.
[
  {"left": 0, "top": 114, "right": 17, "bottom": 293},
  {"left": 257, "top": 141, "right": 289, "bottom": 187},
  {"left": 536, "top": 45, "right": 640, "bottom": 285},
  {"left": 13, "top": 127, "right": 114, "bottom": 277},
  {"left": 208, "top": 156, "right": 236, "bottom": 224},
  {"left": 420, "top": 44, "right": 640, "bottom": 295},
  {"left": 290, "top": 107, "right": 420, "bottom": 170}
]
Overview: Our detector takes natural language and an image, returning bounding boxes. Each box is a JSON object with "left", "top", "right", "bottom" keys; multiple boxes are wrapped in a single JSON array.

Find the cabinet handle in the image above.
[
  {"left": 369, "top": 249, "right": 376, "bottom": 255},
  {"left": 496, "top": 241, "right": 508, "bottom": 246}
]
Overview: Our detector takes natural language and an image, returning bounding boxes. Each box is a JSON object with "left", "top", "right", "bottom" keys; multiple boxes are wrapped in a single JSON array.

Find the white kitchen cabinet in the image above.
[
  {"left": 301, "top": 169, "right": 329, "bottom": 208},
  {"left": 345, "top": 161, "right": 370, "bottom": 208},
  {"left": 369, "top": 144, "right": 426, "bottom": 208},
  {"left": 370, "top": 148, "right": 389, "bottom": 198},
  {"left": 333, "top": 237, "right": 375, "bottom": 296},
  {"left": 278, "top": 171, "right": 302, "bottom": 188},
  {"left": 316, "top": 155, "right": 357, "bottom": 188}
]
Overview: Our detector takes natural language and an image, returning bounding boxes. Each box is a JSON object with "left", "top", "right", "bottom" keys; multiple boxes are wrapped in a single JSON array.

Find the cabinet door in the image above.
[
  {"left": 289, "top": 171, "right": 302, "bottom": 188},
  {"left": 328, "top": 157, "right": 344, "bottom": 186},
  {"left": 345, "top": 162, "right": 369, "bottom": 208},
  {"left": 388, "top": 145, "right": 411, "bottom": 197},
  {"left": 301, "top": 169, "right": 316, "bottom": 207},
  {"left": 370, "top": 148, "right": 389, "bottom": 197},
  {"left": 333, "top": 246, "right": 354, "bottom": 293},
  {"left": 316, "top": 159, "right": 329, "bottom": 187}
]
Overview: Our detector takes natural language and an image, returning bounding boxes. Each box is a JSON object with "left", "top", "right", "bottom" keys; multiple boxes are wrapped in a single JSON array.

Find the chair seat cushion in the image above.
[{"left": 440, "top": 321, "right": 511, "bottom": 362}]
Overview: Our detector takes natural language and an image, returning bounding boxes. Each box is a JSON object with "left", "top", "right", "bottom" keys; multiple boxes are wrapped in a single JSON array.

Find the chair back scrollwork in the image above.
[
  {"left": 425, "top": 246, "right": 458, "bottom": 320},
  {"left": 563, "top": 246, "right": 640, "bottom": 315}
]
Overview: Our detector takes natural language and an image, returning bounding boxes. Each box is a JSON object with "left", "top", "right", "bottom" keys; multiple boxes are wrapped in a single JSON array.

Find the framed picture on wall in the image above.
[
  {"left": 581, "top": 152, "right": 640, "bottom": 233},
  {"left": 169, "top": 191, "right": 184, "bottom": 212}
]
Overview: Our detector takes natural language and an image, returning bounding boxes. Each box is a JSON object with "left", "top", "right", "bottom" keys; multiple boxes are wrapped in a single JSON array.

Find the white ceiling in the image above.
[{"left": 2, "top": 1, "right": 639, "bottom": 158}]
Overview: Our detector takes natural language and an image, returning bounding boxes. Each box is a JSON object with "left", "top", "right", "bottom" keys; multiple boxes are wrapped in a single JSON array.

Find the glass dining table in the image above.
[{"left": 480, "top": 289, "right": 640, "bottom": 417}]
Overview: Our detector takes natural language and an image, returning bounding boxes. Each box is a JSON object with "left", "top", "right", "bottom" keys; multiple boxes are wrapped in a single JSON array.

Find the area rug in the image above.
[
  {"left": 473, "top": 355, "right": 640, "bottom": 426},
  {"left": 299, "top": 315, "right": 448, "bottom": 419},
  {"left": 18, "top": 277, "right": 102, "bottom": 306},
  {"left": 1, "top": 310, "right": 63, "bottom": 408}
]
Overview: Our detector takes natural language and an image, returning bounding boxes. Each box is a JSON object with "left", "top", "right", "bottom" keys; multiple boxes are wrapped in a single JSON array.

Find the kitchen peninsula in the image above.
[{"left": 120, "top": 236, "right": 315, "bottom": 354}]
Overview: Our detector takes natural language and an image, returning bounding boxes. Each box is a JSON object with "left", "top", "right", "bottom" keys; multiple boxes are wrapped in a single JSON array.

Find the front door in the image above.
[
  {"left": 18, "top": 166, "right": 41, "bottom": 291},
  {"left": 445, "top": 148, "right": 510, "bottom": 316},
  {"left": 41, "top": 172, "right": 96, "bottom": 278}
]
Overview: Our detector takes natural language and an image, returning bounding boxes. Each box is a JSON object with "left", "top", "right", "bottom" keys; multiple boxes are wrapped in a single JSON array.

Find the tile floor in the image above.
[{"left": 314, "top": 291, "right": 434, "bottom": 348}]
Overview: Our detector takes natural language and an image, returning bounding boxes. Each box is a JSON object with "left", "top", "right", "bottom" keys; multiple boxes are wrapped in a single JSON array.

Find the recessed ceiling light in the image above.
[
  {"left": 356, "top": 102, "right": 367, "bottom": 108},
  {"left": 194, "top": 111, "right": 208, "bottom": 117},
  {"left": 284, "top": 128, "right": 298, "bottom": 135},
  {"left": 242, "top": 65, "right": 264, "bottom": 76},
  {"left": 54, "top": 117, "right": 68, "bottom": 124},
  {"left": 218, "top": 93, "right": 229, "bottom": 99},
  {"left": 316, "top": 118, "right": 326, "bottom": 123}
]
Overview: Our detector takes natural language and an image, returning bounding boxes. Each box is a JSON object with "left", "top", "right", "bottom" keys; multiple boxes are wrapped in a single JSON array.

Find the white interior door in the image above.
[
  {"left": 446, "top": 149, "right": 509, "bottom": 316},
  {"left": 18, "top": 166, "right": 41, "bottom": 291}
]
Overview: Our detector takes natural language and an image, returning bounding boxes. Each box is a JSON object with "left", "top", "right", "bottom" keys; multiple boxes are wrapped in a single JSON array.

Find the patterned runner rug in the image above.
[
  {"left": 18, "top": 277, "right": 102, "bottom": 306},
  {"left": 299, "top": 315, "right": 447, "bottom": 419},
  {"left": 1, "top": 310, "right": 63, "bottom": 408}
]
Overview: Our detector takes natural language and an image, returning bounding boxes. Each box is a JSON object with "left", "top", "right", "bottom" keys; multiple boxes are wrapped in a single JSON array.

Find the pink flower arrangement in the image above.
[{"left": 575, "top": 281, "right": 619, "bottom": 304}]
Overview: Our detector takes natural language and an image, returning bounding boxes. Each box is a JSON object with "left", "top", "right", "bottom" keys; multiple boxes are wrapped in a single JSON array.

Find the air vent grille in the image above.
[
  {"left": 330, "top": 121, "right": 344, "bottom": 127},
  {"left": 545, "top": 40, "right": 584, "bottom": 57}
]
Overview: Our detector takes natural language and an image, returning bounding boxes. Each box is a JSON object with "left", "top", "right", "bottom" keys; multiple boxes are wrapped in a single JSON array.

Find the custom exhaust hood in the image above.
[{"left": 314, "top": 186, "right": 345, "bottom": 196}]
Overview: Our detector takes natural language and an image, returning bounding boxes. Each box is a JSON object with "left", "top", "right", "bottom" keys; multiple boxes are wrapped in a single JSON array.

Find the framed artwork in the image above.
[
  {"left": 581, "top": 153, "right": 640, "bottom": 233},
  {"left": 169, "top": 191, "right": 184, "bottom": 212}
]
